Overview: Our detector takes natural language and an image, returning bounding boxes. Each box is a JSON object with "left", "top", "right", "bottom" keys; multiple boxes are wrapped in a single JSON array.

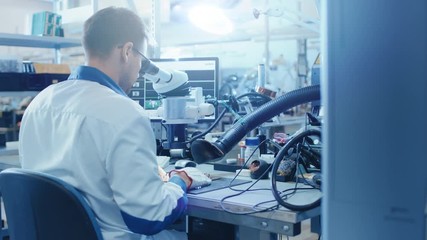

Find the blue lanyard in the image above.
[{"left": 68, "top": 66, "right": 128, "bottom": 97}]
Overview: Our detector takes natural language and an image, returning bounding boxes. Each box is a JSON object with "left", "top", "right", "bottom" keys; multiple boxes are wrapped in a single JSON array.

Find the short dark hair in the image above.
[{"left": 83, "top": 7, "right": 148, "bottom": 58}]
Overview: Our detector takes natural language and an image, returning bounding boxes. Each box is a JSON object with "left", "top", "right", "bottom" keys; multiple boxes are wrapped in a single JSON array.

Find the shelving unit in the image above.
[
  {"left": 0, "top": 32, "right": 81, "bottom": 93},
  {"left": 0, "top": 32, "right": 81, "bottom": 63},
  {"left": 0, "top": 33, "right": 81, "bottom": 142}
]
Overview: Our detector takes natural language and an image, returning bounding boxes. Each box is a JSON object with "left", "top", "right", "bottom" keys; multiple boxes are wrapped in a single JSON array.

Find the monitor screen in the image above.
[{"left": 129, "top": 57, "right": 219, "bottom": 122}]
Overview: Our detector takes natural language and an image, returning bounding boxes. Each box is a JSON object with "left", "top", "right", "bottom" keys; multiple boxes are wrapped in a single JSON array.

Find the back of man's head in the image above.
[{"left": 83, "top": 7, "right": 147, "bottom": 59}]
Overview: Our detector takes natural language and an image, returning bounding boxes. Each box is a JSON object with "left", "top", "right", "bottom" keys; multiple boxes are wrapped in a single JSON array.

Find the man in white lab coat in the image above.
[{"left": 19, "top": 7, "right": 198, "bottom": 240}]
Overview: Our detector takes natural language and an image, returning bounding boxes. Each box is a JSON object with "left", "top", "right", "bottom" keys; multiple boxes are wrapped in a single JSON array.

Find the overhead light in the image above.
[{"left": 188, "top": 5, "right": 233, "bottom": 35}]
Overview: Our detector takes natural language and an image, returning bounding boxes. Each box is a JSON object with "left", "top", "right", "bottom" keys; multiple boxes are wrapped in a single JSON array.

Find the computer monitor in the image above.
[{"left": 129, "top": 57, "right": 219, "bottom": 122}]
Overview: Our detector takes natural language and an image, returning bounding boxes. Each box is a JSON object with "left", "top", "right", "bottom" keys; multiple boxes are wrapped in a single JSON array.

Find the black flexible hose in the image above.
[{"left": 191, "top": 84, "right": 321, "bottom": 163}]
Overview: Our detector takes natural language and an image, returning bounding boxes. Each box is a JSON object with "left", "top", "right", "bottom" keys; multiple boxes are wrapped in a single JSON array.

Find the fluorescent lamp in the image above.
[{"left": 188, "top": 5, "right": 233, "bottom": 35}]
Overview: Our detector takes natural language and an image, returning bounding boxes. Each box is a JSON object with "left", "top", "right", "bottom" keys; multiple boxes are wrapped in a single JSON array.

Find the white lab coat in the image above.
[{"left": 19, "top": 77, "right": 187, "bottom": 240}]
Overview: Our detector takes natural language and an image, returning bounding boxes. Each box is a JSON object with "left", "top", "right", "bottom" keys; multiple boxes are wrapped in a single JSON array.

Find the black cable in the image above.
[
  {"left": 269, "top": 139, "right": 283, "bottom": 151},
  {"left": 186, "top": 108, "right": 227, "bottom": 144},
  {"left": 273, "top": 147, "right": 309, "bottom": 201},
  {"left": 295, "top": 140, "right": 320, "bottom": 190},
  {"left": 252, "top": 199, "right": 280, "bottom": 211},
  {"left": 279, "top": 187, "right": 317, "bottom": 196},
  {"left": 220, "top": 184, "right": 280, "bottom": 215},
  {"left": 236, "top": 92, "right": 272, "bottom": 111},
  {"left": 228, "top": 138, "right": 270, "bottom": 191},
  {"left": 219, "top": 135, "right": 320, "bottom": 215},
  {"left": 220, "top": 191, "right": 276, "bottom": 215},
  {"left": 271, "top": 129, "right": 322, "bottom": 211},
  {"left": 236, "top": 92, "right": 272, "bottom": 102},
  {"left": 219, "top": 139, "right": 279, "bottom": 214},
  {"left": 220, "top": 177, "right": 275, "bottom": 215},
  {"left": 281, "top": 142, "right": 318, "bottom": 192}
]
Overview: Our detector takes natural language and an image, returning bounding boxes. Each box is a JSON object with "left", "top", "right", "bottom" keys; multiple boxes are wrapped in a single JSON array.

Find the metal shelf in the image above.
[{"left": 0, "top": 33, "right": 81, "bottom": 49}]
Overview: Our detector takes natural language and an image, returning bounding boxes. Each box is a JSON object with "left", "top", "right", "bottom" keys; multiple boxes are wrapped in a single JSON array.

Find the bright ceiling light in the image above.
[{"left": 188, "top": 5, "right": 233, "bottom": 35}]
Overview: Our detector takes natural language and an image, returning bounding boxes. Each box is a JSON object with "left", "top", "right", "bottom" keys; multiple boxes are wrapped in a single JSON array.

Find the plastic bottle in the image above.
[{"left": 245, "top": 137, "right": 260, "bottom": 165}]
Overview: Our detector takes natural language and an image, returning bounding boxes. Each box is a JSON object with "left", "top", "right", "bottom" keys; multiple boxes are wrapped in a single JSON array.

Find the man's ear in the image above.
[{"left": 120, "top": 42, "right": 134, "bottom": 62}]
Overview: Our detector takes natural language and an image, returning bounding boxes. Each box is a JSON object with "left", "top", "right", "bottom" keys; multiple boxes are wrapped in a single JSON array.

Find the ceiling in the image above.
[
  {"left": 156, "top": 0, "right": 320, "bottom": 47},
  {"left": 56, "top": 0, "right": 320, "bottom": 47}
]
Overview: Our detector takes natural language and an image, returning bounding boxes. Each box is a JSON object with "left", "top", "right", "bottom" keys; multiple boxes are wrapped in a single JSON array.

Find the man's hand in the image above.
[
  {"left": 169, "top": 170, "right": 192, "bottom": 189},
  {"left": 169, "top": 167, "right": 212, "bottom": 190}
]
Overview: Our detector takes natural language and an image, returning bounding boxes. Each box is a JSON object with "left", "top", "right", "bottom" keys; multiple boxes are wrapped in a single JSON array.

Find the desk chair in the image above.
[{"left": 0, "top": 168, "right": 103, "bottom": 240}]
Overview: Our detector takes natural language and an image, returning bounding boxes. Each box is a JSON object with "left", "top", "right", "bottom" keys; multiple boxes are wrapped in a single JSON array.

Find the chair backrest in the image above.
[{"left": 0, "top": 168, "right": 103, "bottom": 240}]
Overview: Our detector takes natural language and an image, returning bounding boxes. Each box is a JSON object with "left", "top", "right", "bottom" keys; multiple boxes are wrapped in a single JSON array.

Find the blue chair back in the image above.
[{"left": 0, "top": 168, "right": 103, "bottom": 240}]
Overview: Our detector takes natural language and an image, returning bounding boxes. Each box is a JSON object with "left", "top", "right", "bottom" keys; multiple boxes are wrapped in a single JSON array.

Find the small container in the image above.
[{"left": 245, "top": 137, "right": 260, "bottom": 164}]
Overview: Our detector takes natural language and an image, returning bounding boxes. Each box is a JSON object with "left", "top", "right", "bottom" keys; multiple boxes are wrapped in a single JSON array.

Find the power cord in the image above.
[
  {"left": 229, "top": 138, "right": 270, "bottom": 191},
  {"left": 219, "top": 138, "right": 278, "bottom": 215},
  {"left": 219, "top": 135, "right": 320, "bottom": 214}
]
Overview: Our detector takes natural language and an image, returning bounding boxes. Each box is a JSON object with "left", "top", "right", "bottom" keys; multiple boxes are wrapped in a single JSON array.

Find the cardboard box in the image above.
[{"left": 33, "top": 63, "right": 70, "bottom": 74}]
